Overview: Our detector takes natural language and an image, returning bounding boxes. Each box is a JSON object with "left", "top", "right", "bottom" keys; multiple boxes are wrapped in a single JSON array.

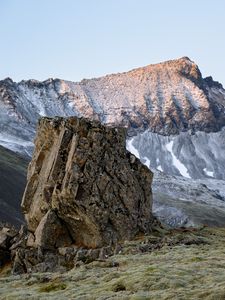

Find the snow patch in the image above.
[
  {"left": 157, "top": 165, "right": 163, "bottom": 172},
  {"left": 0, "top": 133, "right": 33, "bottom": 147},
  {"left": 39, "top": 107, "right": 46, "bottom": 117},
  {"left": 143, "top": 156, "right": 151, "bottom": 168},
  {"left": 203, "top": 168, "right": 214, "bottom": 177},
  {"left": 165, "top": 141, "right": 191, "bottom": 178},
  {"left": 126, "top": 138, "right": 140, "bottom": 159}
]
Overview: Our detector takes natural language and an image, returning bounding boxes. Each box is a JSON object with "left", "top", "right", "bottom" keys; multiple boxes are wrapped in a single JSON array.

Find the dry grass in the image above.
[{"left": 1, "top": 227, "right": 225, "bottom": 299}]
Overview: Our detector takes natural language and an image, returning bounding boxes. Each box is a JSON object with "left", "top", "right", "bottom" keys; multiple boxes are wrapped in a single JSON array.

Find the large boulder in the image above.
[{"left": 21, "top": 116, "right": 154, "bottom": 249}]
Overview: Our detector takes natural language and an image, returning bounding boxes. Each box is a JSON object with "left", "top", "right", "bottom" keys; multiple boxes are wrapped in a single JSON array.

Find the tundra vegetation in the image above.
[{"left": 1, "top": 227, "right": 225, "bottom": 299}]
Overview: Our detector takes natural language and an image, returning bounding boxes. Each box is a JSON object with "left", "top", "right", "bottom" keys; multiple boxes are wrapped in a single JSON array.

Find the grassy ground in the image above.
[{"left": 1, "top": 227, "right": 225, "bottom": 299}]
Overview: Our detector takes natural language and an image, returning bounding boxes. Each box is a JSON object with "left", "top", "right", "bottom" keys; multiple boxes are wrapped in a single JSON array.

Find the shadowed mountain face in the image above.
[{"left": 0, "top": 146, "right": 28, "bottom": 227}]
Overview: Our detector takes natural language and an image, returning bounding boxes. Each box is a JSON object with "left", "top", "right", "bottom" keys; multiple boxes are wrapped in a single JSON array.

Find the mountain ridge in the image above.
[
  {"left": 1, "top": 57, "right": 200, "bottom": 83},
  {"left": 1, "top": 56, "right": 224, "bottom": 137},
  {"left": 0, "top": 57, "right": 225, "bottom": 179}
]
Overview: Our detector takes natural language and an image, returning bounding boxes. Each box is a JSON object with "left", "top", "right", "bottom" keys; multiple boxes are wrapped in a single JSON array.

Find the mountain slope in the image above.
[
  {"left": 127, "top": 128, "right": 225, "bottom": 179},
  {"left": 0, "top": 146, "right": 28, "bottom": 226},
  {"left": 152, "top": 170, "right": 225, "bottom": 228}
]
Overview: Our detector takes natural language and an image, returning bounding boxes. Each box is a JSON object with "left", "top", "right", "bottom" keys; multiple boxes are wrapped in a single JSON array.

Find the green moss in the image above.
[
  {"left": 190, "top": 256, "right": 204, "bottom": 262},
  {"left": 145, "top": 266, "right": 157, "bottom": 273},
  {"left": 111, "top": 280, "right": 126, "bottom": 292},
  {"left": 130, "top": 295, "right": 151, "bottom": 300},
  {"left": 39, "top": 282, "right": 67, "bottom": 293}
]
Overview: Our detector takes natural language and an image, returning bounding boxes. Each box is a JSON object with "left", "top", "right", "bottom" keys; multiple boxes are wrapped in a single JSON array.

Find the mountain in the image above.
[
  {"left": 0, "top": 146, "right": 28, "bottom": 227},
  {"left": 0, "top": 57, "right": 225, "bottom": 179},
  {"left": 0, "top": 57, "right": 225, "bottom": 228}
]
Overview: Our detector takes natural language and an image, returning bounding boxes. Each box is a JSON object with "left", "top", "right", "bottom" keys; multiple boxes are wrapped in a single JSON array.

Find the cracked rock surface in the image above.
[{"left": 22, "top": 116, "right": 154, "bottom": 249}]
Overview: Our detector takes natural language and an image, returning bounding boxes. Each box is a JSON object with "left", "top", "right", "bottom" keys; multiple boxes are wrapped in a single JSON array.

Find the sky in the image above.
[{"left": 0, "top": 0, "right": 225, "bottom": 86}]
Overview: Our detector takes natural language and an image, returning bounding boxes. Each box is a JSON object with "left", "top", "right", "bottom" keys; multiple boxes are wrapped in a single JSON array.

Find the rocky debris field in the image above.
[{"left": 152, "top": 170, "right": 225, "bottom": 228}]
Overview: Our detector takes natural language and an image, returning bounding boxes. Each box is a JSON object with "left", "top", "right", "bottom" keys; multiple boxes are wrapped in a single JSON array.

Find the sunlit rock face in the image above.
[{"left": 22, "top": 116, "right": 154, "bottom": 249}]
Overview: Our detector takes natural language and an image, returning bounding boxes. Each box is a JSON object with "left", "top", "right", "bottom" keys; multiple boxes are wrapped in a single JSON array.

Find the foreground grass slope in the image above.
[
  {"left": 0, "top": 146, "right": 28, "bottom": 227},
  {"left": 1, "top": 227, "right": 225, "bottom": 299}
]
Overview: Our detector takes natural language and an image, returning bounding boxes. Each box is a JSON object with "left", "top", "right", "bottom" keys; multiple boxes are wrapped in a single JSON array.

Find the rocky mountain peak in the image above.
[
  {"left": 176, "top": 57, "right": 202, "bottom": 81},
  {"left": 1, "top": 77, "right": 14, "bottom": 85}
]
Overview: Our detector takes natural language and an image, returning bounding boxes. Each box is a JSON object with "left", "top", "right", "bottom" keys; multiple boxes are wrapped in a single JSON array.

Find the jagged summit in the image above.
[
  {"left": 0, "top": 57, "right": 196, "bottom": 83},
  {"left": 0, "top": 56, "right": 214, "bottom": 89},
  {"left": 0, "top": 56, "right": 218, "bottom": 92}
]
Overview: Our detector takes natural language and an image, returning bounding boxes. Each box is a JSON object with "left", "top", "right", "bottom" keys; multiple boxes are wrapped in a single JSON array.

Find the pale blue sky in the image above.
[{"left": 0, "top": 0, "right": 225, "bottom": 86}]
